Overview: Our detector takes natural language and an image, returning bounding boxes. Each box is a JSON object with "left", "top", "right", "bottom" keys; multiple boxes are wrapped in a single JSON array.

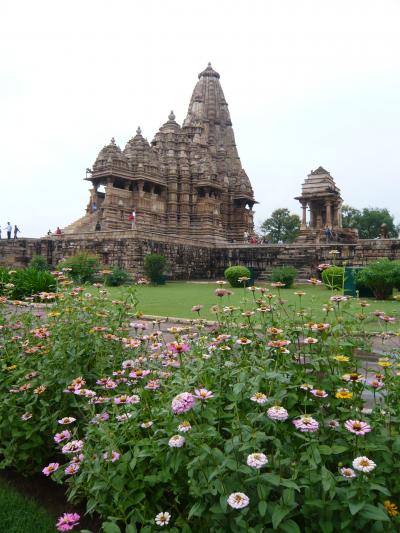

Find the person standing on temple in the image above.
[
  {"left": 4, "top": 222, "right": 12, "bottom": 239},
  {"left": 13, "top": 225, "right": 20, "bottom": 239}
]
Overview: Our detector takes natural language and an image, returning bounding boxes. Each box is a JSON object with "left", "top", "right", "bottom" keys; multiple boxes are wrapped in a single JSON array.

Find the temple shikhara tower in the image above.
[
  {"left": 295, "top": 166, "right": 357, "bottom": 243},
  {"left": 65, "top": 63, "right": 256, "bottom": 242}
]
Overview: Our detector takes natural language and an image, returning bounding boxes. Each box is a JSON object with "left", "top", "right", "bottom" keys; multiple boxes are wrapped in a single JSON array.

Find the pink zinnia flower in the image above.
[
  {"left": 178, "top": 421, "right": 192, "bottom": 432},
  {"left": 310, "top": 389, "right": 328, "bottom": 398},
  {"left": 54, "top": 430, "right": 71, "bottom": 443},
  {"left": 227, "top": 492, "right": 250, "bottom": 509},
  {"left": 194, "top": 388, "right": 214, "bottom": 401},
  {"left": 267, "top": 406, "right": 288, "bottom": 421},
  {"left": 42, "top": 462, "right": 59, "bottom": 476},
  {"left": 64, "top": 463, "right": 80, "bottom": 475},
  {"left": 114, "top": 394, "right": 140, "bottom": 405},
  {"left": 171, "top": 392, "right": 195, "bottom": 415},
  {"left": 168, "top": 435, "right": 185, "bottom": 448},
  {"left": 250, "top": 392, "right": 268, "bottom": 404},
  {"left": 340, "top": 467, "right": 356, "bottom": 478},
  {"left": 344, "top": 420, "right": 371, "bottom": 436},
  {"left": 247, "top": 453, "right": 268, "bottom": 469},
  {"left": 145, "top": 379, "right": 161, "bottom": 390},
  {"left": 58, "top": 417, "right": 76, "bottom": 425},
  {"left": 103, "top": 450, "right": 120, "bottom": 462},
  {"left": 62, "top": 440, "right": 84, "bottom": 454},
  {"left": 293, "top": 415, "right": 319, "bottom": 432},
  {"left": 56, "top": 512, "right": 80, "bottom": 531},
  {"left": 168, "top": 342, "right": 190, "bottom": 353},
  {"left": 128, "top": 369, "right": 151, "bottom": 379}
]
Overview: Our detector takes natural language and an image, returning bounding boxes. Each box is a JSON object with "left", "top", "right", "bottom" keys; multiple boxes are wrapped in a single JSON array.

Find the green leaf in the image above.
[
  {"left": 280, "top": 520, "right": 301, "bottom": 533},
  {"left": 330, "top": 445, "right": 348, "bottom": 454},
  {"left": 126, "top": 525, "right": 137, "bottom": 533},
  {"left": 188, "top": 502, "right": 206, "bottom": 519},
  {"left": 318, "top": 445, "right": 332, "bottom": 455},
  {"left": 362, "top": 504, "right": 390, "bottom": 522},
  {"left": 348, "top": 501, "right": 365, "bottom": 515},
  {"left": 258, "top": 500, "right": 267, "bottom": 517},
  {"left": 369, "top": 483, "right": 391, "bottom": 496},
  {"left": 272, "top": 505, "right": 292, "bottom": 529},
  {"left": 102, "top": 523, "right": 121, "bottom": 533}
]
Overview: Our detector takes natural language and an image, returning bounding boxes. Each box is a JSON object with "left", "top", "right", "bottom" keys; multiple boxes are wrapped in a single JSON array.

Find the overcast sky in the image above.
[{"left": 1, "top": 0, "right": 399, "bottom": 237}]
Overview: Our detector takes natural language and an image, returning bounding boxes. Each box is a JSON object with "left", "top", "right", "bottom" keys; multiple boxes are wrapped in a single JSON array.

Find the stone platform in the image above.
[{"left": 1, "top": 233, "right": 400, "bottom": 280}]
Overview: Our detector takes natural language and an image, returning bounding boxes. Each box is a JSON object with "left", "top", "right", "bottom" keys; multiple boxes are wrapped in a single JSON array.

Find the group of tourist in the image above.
[{"left": 0, "top": 222, "right": 20, "bottom": 239}]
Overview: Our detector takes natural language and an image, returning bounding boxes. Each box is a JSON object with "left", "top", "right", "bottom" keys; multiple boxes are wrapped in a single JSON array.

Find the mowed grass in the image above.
[
  {"left": 0, "top": 481, "right": 54, "bottom": 533},
  {"left": 102, "top": 282, "right": 399, "bottom": 330}
]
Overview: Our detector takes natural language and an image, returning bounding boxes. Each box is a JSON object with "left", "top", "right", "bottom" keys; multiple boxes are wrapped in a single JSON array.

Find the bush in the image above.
[
  {"left": 271, "top": 266, "right": 297, "bottom": 288},
  {"left": 0, "top": 267, "right": 56, "bottom": 299},
  {"left": 59, "top": 253, "right": 100, "bottom": 283},
  {"left": 103, "top": 266, "right": 131, "bottom": 287},
  {"left": 29, "top": 255, "right": 51, "bottom": 271},
  {"left": 144, "top": 254, "right": 166, "bottom": 284},
  {"left": 356, "top": 259, "right": 400, "bottom": 299},
  {"left": 322, "top": 266, "right": 344, "bottom": 290},
  {"left": 224, "top": 265, "right": 251, "bottom": 287}
]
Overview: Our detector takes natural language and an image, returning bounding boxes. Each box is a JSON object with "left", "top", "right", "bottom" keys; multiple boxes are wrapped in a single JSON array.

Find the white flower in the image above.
[
  {"left": 155, "top": 511, "right": 171, "bottom": 527},
  {"left": 227, "top": 492, "right": 250, "bottom": 509},
  {"left": 178, "top": 421, "right": 192, "bottom": 433},
  {"left": 352, "top": 456, "right": 376, "bottom": 473},
  {"left": 247, "top": 452, "right": 268, "bottom": 469},
  {"left": 168, "top": 435, "right": 185, "bottom": 448}
]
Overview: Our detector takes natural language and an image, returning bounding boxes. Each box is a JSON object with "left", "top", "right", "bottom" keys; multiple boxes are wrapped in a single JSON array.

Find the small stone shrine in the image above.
[
  {"left": 64, "top": 64, "right": 256, "bottom": 243},
  {"left": 295, "top": 166, "right": 358, "bottom": 243}
]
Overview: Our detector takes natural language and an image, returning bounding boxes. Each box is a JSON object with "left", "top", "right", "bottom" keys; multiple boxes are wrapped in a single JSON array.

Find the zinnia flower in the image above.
[
  {"left": 251, "top": 392, "right": 268, "bottom": 404},
  {"left": 344, "top": 420, "right": 371, "bottom": 436},
  {"left": 42, "top": 462, "right": 59, "bottom": 476},
  {"left": 178, "top": 421, "right": 192, "bottom": 432},
  {"left": 340, "top": 467, "right": 356, "bottom": 478},
  {"left": 194, "top": 388, "right": 214, "bottom": 401},
  {"left": 293, "top": 415, "right": 319, "bottom": 432},
  {"left": 247, "top": 453, "right": 268, "bottom": 469},
  {"left": 155, "top": 512, "right": 171, "bottom": 526},
  {"left": 310, "top": 389, "right": 328, "bottom": 398},
  {"left": 54, "top": 430, "right": 71, "bottom": 443},
  {"left": 227, "top": 492, "right": 250, "bottom": 509},
  {"left": 103, "top": 450, "right": 120, "bottom": 462},
  {"left": 62, "top": 440, "right": 84, "bottom": 454},
  {"left": 58, "top": 417, "right": 76, "bottom": 425},
  {"left": 352, "top": 456, "right": 376, "bottom": 473},
  {"left": 56, "top": 512, "right": 80, "bottom": 531},
  {"left": 171, "top": 392, "right": 195, "bottom": 415},
  {"left": 64, "top": 463, "right": 80, "bottom": 475},
  {"left": 267, "top": 406, "right": 288, "bottom": 421},
  {"left": 168, "top": 435, "right": 185, "bottom": 448},
  {"left": 384, "top": 500, "right": 399, "bottom": 517}
]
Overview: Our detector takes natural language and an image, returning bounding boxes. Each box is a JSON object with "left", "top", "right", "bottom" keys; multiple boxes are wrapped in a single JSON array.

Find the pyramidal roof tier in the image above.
[
  {"left": 299, "top": 166, "right": 341, "bottom": 198},
  {"left": 182, "top": 63, "right": 250, "bottom": 193}
]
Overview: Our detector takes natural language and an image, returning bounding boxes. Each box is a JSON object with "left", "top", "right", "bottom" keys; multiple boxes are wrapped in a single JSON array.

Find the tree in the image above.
[
  {"left": 260, "top": 208, "right": 301, "bottom": 243},
  {"left": 342, "top": 205, "right": 399, "bottom": 239}
]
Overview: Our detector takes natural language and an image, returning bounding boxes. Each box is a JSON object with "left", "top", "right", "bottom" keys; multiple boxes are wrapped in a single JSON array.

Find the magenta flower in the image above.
[
  {"left": 56, "top": 513, "right": 80, "bottom": 531},
  {"left": 171, "top": 392, "right": 195, "bottom": 415},
  {"left": 64, "top": 463, "right": 80, "bottom": 475},
  {"left": 194, "top": 388, "right": 214, "bottom": 401},
  {"left": 54, "top": 430, "right": 71, "bottom": 443},
  {"left": 42, "top": 462, "right": 59, "bottom": 476},
  {"left": 344, "top": 420, "right": 371, "bottom": 436},
  {"left": 168, "top": 342, "right": 190, "bottom": 353},
  {"left": 293, "top": 415, "right": 319, "bottom": 432}
]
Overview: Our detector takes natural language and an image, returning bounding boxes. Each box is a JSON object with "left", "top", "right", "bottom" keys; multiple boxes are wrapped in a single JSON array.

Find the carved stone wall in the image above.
[{"left": 1, "top": 236, "right": 400, "bottom": 280}]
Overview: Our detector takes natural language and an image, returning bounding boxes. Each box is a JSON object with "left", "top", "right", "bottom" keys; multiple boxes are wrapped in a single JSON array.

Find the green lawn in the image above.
[
  {"left": 102, "top": 282, "right": 399, "bottom": 330},
  {"left": 0, "top": 481, "right": 54, "bottom": 533}
]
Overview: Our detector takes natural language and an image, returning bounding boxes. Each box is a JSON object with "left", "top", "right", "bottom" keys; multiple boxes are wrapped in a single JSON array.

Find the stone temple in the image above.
[
  {"left": 64, "top": 63, "right": 256, "bottom": 243},
  {"left": 295, "top": 166, "right": 357, "bottom": 243}
]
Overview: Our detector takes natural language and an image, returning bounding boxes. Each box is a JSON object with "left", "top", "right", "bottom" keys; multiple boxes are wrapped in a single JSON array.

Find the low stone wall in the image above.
[{"left": 0, "top": 234, "right": 400, "bottom": 280}]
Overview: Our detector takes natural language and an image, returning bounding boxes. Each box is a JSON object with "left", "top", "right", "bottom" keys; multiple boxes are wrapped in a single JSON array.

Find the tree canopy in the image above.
[
  {"left": 341, "top": 205, "right": 399, "bottom": 239},
  {"left": 260, "top": 208, "right": 301, "bottom": 243}
]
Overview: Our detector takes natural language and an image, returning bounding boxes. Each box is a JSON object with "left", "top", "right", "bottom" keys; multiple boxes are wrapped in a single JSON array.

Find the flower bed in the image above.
[{"left": 0, "top": 279, "right": 399, "bottom": 532}]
